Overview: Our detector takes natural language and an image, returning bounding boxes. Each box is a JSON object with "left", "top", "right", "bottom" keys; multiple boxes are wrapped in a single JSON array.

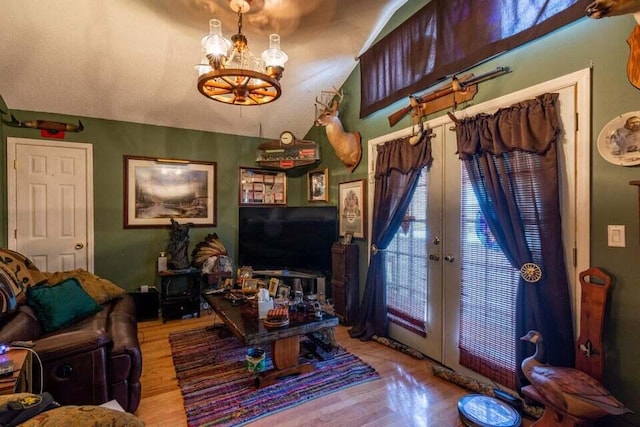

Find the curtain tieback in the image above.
[
  {"left": 371, "top": 244, "right": 388, "bottom": 256},
  {"left": 520, "top": 263, "right": 542, "bottom": 283}
]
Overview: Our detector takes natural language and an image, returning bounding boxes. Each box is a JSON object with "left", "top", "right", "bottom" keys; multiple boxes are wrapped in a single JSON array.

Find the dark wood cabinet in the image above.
[
  {"left": 159, "top": 269, "right": 201, "bottom": 322},
  {"left": 331, "top": 243, "right": 359, "bottom": 325}
]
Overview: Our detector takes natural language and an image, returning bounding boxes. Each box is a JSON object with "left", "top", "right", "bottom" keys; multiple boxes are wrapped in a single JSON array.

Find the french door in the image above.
[{"left": 367, "top": 69, "right": 590, "bottom": 385}]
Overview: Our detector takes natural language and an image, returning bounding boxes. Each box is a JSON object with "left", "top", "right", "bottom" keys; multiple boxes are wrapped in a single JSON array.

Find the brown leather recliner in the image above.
[{"left": 0, "top": 257, "right": 142, "bottom": 413}]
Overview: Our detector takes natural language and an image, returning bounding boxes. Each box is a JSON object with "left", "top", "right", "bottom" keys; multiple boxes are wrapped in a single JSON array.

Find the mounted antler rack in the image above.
[
  {"left": 1, "top": 109, "right": 83, "bottom": 138},
  {"left": 388, "top": 66, "right": 511, "bottom": 127}
]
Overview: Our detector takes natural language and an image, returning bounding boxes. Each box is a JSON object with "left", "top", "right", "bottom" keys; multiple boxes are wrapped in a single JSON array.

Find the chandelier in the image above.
[{"left": 195, "top": 0, "right": 288, "bottom": 106}]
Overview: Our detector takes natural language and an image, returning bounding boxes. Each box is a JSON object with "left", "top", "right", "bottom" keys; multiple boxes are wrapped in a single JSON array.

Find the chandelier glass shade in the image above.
[{"left": 196, "top": 2, "right": 288, "bottom": 106}]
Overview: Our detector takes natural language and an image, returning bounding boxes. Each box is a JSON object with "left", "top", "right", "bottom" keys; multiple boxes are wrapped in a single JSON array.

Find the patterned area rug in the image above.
[{"left": 169, "top": 327, "right": 380, "bottom": 426}]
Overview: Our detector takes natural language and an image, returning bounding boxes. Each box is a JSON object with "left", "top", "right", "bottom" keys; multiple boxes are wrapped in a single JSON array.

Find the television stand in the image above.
[
  {"left": 252, "top": 269, "right": 318, "bottom": 278},
  {"left": 252, "top": 270, "right": 326, "bottom": 296},
  {"left": 159, "top": 269, "right": 200, "bottom": 322}
]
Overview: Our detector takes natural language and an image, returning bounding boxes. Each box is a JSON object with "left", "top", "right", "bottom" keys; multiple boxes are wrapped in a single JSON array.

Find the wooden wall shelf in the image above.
[{"left": 256, "top": 138, "right": 319, "bottom": 170}]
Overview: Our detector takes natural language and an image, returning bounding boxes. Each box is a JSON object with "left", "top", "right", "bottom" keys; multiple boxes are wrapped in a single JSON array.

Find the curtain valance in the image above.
[
  {"left": 456, "top": 92, "right": 561, "bottom": 159},
  {"left": 375, "top": 133, "right": 433, "bottom": 177}
]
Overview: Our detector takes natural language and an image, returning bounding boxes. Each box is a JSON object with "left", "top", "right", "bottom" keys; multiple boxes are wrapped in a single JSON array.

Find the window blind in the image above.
[
  {"left": 385, "top": 169, "right": 428, "bottom": 336},
  {"left": 458, "top": 151, "right": 546, "bottom": 390}
]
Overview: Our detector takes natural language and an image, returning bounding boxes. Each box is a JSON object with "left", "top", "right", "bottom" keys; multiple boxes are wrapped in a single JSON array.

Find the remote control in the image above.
[{"left": 0, "top": 361, "right": 13, "bottom": 377}]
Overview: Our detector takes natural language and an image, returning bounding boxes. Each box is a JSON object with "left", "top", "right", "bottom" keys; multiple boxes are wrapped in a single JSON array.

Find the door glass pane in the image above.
[
  {"left": 458, "top": 165, "right": 519, "bottom": 389},
  {"left": 385, "top": 169, "right": 429, "bottom": 336}
]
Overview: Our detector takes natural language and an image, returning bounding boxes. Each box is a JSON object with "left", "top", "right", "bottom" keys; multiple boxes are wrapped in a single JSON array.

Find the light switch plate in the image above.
[{"left": 607, "top": 225, "right": 626, "bottom": 247}]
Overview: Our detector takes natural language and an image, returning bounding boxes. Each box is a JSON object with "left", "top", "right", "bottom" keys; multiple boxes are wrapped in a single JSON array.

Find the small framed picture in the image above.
[
  {"left": 307, "top": 168, "right": 329, "bottom": 202},
  {"left": 268, "top": 278, "right": 280, "bottom": 297},
  {"left": 242, "top": 278, "right": 259, "bottom": 293},
  {"left": 222, "top": 278, "right": 234, "bottom": 289},
  {"left": 342, "top": 231, "right": 353, "bottom": 245},
  {"left": 277, "top": 284, "right": 291, "bottom": 300},
  {"left": 338, "top": 179, "right": 367, "bottom": 238}
]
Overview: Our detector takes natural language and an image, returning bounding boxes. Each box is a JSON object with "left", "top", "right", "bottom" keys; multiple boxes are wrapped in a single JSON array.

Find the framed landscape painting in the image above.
[
  {"left": 124, "top": 155, "right": 217, "bottom": 228},
  {"left": 338, "top": 179, "right": 366, "bottom": 238}
]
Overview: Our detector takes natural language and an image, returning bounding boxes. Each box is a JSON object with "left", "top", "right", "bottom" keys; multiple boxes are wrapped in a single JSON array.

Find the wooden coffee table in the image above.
[{"left": 202, "top": 292, "right": 338, "bottom": 388}]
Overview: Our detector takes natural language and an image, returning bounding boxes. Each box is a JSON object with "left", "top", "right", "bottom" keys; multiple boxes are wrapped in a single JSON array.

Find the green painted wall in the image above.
[
  {"left": 0, "top": 114, "right": 318, "bottom": 292},
  {"left": 2, "top": 1, "right": 639, "bottom": 423},
  {"left": 333, "top": 3, "right": 640, "bottom": 424}
]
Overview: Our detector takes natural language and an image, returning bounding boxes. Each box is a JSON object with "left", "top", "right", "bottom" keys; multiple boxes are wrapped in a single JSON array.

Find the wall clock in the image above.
[
  {"left": 597, "top": 112, "right": 640, "bottom": 166},
  {"left": 280, "top": 131, "right": 294, "bottom": 145}
]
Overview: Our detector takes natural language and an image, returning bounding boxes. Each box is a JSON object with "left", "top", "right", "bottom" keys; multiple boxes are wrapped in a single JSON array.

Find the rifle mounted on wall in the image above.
[{"left": 387, "top": 66, "right": 511, "bottom": 127}]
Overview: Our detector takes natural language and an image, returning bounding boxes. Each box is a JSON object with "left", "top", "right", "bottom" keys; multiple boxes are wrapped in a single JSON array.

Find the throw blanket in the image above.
[{"left": 42, "top": 269, "right": 125, "bottom": 304}]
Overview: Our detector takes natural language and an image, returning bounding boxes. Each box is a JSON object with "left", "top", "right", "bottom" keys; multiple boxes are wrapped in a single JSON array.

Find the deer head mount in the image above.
[
  {"left": 315, "top": 88, "right": 362, "bottom": 172},
  {"left": 587, "top": 1, "right": 640, "bottom": 88},
  {"left": 586, "top": 0, "right": 640, "bottom": 20}
]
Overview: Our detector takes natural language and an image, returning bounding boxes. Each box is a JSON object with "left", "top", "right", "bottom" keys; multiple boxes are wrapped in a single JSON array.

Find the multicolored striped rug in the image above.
[{"left": 169, "top": 327, "right": 380, "bottom": 426}]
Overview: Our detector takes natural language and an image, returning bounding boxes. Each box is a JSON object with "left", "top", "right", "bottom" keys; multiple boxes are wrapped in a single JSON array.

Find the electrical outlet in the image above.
[{"left": 607, "top": 225, "right": 626, "bottom": 247}]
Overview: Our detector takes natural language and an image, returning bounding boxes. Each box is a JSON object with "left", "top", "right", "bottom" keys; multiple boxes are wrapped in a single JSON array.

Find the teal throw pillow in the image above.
[{"left": 27, "top": 278, "right": 103, "bottom": 332}]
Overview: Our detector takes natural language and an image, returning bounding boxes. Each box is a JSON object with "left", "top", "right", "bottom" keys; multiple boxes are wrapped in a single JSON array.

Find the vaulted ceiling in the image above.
[{"left": 0, "top": 0, "right": 407, "bottom": 140}]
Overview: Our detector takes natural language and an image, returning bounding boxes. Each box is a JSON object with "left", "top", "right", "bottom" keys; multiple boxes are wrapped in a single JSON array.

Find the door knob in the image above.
[
  {"left": 444, "top": 254, "right": 455, "bottom": 263},
  {"left": 75, "top": 243, "right": 84, "bottom": 250},
  {"left": 429, "top": 254, "right": 440, "bottom": 261}
]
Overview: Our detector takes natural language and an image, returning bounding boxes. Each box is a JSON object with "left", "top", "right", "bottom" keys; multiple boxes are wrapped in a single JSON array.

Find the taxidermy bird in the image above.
[{"left": 521, "top": 330, "right": 631, "bottom": 420}]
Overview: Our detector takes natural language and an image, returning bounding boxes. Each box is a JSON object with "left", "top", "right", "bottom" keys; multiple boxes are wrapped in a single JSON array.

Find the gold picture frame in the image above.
[
  {"left": 338, "top": 179, "right": 367, "bottom": 238},
  {"left": 277, "top": 284, "right": 291, "bottom": 300},
  {"left": 242, "top": 278, "right": 259, "bottom": 293},
  {"left": 239, "top": 167, "right": 287, "bottom": 205},
  {"left": 268, "top": 278, "right": 280, "bottom": 297},
  {"left": 307, "top": 168, "right": 329, "bottom": 202}
]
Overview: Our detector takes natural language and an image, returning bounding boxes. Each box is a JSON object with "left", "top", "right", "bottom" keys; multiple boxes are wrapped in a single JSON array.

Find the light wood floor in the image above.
[{"left": 135, "top": 312, "right": 532, "bottom": 426}]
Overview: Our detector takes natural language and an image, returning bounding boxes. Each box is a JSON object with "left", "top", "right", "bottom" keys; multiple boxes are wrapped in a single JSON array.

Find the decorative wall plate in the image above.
[{"left": 597, "top": 112, "right": 640, "bottom": 166}]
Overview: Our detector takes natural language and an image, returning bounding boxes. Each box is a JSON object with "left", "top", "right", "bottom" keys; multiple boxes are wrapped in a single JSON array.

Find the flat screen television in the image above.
[{"left": 238, "top": 206, "right": 338, "bottom": 277}]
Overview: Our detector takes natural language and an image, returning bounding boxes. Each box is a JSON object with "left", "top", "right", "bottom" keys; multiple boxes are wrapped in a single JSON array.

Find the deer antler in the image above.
[
  {"left": 331, "top": 86, "right": 344, "bottom": 103},
  {"left": 315, "top": 96, "right": 330, "bottom": 111},
  {"left": 316, "top": 87, "right": 344, "bottom": 113}
]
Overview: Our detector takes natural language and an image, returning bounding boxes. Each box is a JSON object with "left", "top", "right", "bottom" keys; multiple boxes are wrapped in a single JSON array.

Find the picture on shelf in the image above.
[
  {"left": 268, "top": 278, "right": 280, "bottom": 297},
  {"left": 237, "top": 266, "right": 253, "bottom": 285},
  {"left": 222, "top": 278, "right": 234, "bottom": 289},
  {"left": 242, "top": 278, "right": 259, "bottom": 293},
  {"left": 277, "top": 284, "right": 291, "bottom": 300}
]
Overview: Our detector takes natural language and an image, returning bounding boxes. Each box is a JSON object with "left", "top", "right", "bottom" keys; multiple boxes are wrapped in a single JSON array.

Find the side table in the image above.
[
  {"left": 159, "top": 269, "right": 201, "bottom": 322},
  {"left": 130, "top": 287, "right": 160, "bottom": 321},
  {"left": 0, "top": 349, "right": 32, "bottom": 395}
]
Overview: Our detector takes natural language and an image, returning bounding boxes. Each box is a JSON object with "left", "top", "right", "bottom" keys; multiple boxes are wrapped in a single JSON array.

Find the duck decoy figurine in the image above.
[{"left": 521, "top": 330, "right": 631, "bottom": 425}]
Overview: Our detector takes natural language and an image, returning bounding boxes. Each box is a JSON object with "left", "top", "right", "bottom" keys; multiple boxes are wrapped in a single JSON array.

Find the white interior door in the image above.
[
  {"left": 368, "top": 69, "right": 590, "bottom": 376},
  {"left": 7, "top": 138, "right": 94, "bottom": 272}
]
